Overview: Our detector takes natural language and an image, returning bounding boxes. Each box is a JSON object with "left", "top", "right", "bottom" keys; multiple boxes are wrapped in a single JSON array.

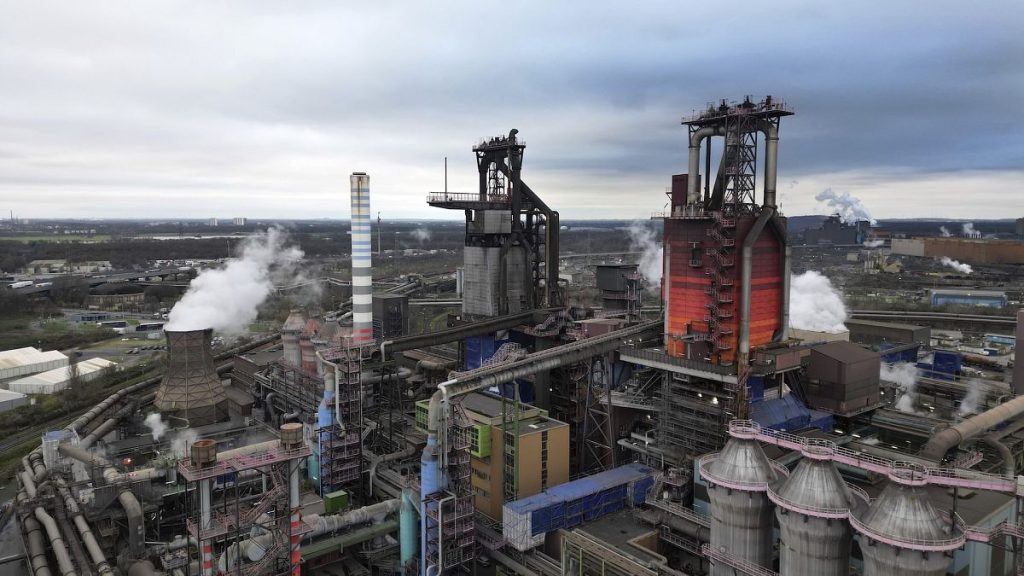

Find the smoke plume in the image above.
[
  {"left": 881, "top": 362, "right": 920, "bottom": 414},
  {"left": 939, "top": 225, "right": 952, "bottom": 237},
  {"left": 144, "top": 413, "right": 168, "bottom": 441},
  {"left": 939, "top": 256, "right": 972, "bottom": 274},
  {"left": 170, "top": 428, "right": 199, "bottom": 459},
  {"left": 410, "top": 228, "right": 431, "bottom": 243},
  {"left": 815, "top": 188, "right": 876, "bottom": 225},
  {"left": 863, "top": 239, "right": 884, "bottom": 248},
  {"left": 626, "top": 222, "right": 662, "bottom": 292},
  {"left": 962, "top": 222, "right": 981, "bottom": 238},
  {"left": 789, "top": 271, "right": 848, "bottom": 333},
  {"left": 958, "top": 381, "right": 984, "bottom": 416},
  {"left": 166, "top": 227, "right": 303, "bottom": 334}
]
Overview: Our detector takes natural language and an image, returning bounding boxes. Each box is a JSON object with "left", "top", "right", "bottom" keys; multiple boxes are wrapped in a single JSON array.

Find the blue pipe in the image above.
[
  {"left": 401, "top": 488, "right": 418, "bottom": 575},
  {"left": 420, "top": 435, "right": 439, "bottom": 576}
]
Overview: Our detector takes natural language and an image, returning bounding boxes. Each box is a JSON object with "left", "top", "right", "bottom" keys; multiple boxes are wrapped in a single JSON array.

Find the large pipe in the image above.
[
  {"left": 780, "top": 244, "right": 791, "bottom": 340},
  {"left": 200, "top": 478, "right": 213, "bottom": 576},
  {"left": 289, "top": 456, "right": 301, "bottom": 576},
  {"left": 686, "top": 126, "right": 725, "bottom": 204},
  {"left": 34, "top": 508, "right": 76, "bottom": 576},
  {"left": 738, "top": 208, "right": 774, "bottom": 371},
  {"left": 762, "top": 125, "right": 779, "bottom": 208},
  {"left": 350, "top": 172, "right": 374, "bottom": 345},
  {"left": 400, "top": 489, "right": 418, "bottom": 575},
  {"left": 379, "top": 309, "right": 548, "bottom": 358},
  {"left": 920, "top": 394, "right": 1024, "bottom": 461},
  {"left": 54, "top": 478, "right": 114, "bottom": 576},
  {"left": 23, "top": 516, "right": 53, "bottom": 576}
]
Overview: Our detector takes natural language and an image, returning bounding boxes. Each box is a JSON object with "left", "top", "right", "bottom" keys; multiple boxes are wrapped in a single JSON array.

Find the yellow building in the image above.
[{"left": 418, "top": 392, "right": 570, "bottom": 521}]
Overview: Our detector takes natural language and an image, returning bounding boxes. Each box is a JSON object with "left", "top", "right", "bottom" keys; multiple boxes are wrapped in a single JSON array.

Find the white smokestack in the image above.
[{"left": 350, "top": 173, "right": 373, "bottom": 344}]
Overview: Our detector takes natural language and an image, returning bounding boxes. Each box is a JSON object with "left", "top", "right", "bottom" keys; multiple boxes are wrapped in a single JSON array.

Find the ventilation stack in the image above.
[
  {"left": 768, "top": 442, "right": 861, "bottom": 576},
  {"left": 154, "top": 329, "right": 228, "bottom": 427},
  {"left": 699, "top": 422, "right": 782, "bottom": 575},
  {"left": 850, "top": 465, "right": 961, "bottom": 576},
  {"left": 281, "top": 310, "right": 305, "bottom": 367},
  {"left": 350, "top": 172, "right": 373, "bottom": 345}
]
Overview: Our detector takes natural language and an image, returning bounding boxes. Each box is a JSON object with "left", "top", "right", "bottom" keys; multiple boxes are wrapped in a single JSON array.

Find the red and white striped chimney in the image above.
[{"left": 350, "top": 173, "right": 373, "bottom": 345}]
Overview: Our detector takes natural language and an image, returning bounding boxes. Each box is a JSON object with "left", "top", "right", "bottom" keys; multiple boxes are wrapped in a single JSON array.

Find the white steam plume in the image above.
[
  {"left": 958, "top": 381, "right": 984, "bottom": 416},
  {"left": 815, "top": 188, "right": 876, "bottom": 225},
  {"left": 144, "top": 413, "right": 168, "bottom": 441},
  {"left": 881, "top": 362, "right": 920, "bottom": 414},
  {"left": 789, "top": 271, "right": 847, "bottom": 333},
  {"left": 166, "top": 227, "right": 303, "bottom": 334},
  {"left": 410, "top": 228, "right": 431, "bottom": 243},
  {"left": 939, "top": 256, "right": 972, "bottom": 274},
  {"left": 962, "top": 222, "right": 981, "bottom": 238},
  {"left": 863, "top": 239, "right": 884, "bottom": 248},
  {"left": 939, "top": 226, "right": 952, "bottom": 237},
  {"left": 626, "top": 222, "right": 662, "bottom": 293},
  {"left": 170, "top": 428, "right": 199, "bottom": 459}
]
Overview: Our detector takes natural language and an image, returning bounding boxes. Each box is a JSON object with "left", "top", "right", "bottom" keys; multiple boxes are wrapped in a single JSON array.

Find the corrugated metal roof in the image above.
[
  {"left": 9, "top": 358, "right": 116, "bottom": 387},
  {"left": 0, "top": 389, "right": 26, "bottom": 401},
  {"left": 811, "top": 341, "right": 879, "bottom": 363},
  {"left": 506, "top": 463, "right": 653, "bottom": 514},
  {"left": 846, "top": 319, "right": 926, "bottom": 332},
  {"left": 0, "top": 347, "right": 67, "bottom": 369}
]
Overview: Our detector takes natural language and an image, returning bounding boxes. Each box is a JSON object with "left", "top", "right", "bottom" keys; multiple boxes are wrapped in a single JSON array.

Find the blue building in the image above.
[{"left": 929, "top": 288, "right": 1007, "bottom": 308}]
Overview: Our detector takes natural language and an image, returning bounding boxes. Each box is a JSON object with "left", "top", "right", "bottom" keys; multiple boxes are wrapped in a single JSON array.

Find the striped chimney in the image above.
[{"left": 350, "top": 172, "right": 373, "bottom": 345}]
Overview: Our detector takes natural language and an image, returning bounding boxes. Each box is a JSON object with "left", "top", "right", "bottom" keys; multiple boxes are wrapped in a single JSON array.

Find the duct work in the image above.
[
  {"left": 154, "top": 329, "right": 228, "bottom": 426},
  {"left": 920, "top": 393, "right": 1024, "bottom": 462}
]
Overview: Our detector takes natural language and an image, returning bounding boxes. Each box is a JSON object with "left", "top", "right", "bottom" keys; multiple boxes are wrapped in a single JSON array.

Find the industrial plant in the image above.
[{"left": 10, "top": 96, "right": 1024, "bottom": 576}]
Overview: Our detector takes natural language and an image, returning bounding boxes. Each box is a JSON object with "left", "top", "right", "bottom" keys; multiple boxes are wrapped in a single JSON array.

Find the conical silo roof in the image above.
[
  {"left": 855, "top": 481, "right": 949, "bottom": 543},
  {"left": 704, "top": 437, "right": 778, "bottom": 487},
  {"left": 771, "top": 456, "right": 852, "bottom": 514}
]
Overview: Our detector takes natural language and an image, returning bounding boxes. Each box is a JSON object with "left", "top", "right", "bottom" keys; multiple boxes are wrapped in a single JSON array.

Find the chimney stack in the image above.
[{"left": 350, "top": 172, "right": 373, "bottom": 345}]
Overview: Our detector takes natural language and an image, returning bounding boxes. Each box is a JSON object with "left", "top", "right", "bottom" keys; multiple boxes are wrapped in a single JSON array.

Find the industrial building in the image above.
[
  {"left": 928, "top": 287, "right": 1008, "bottom": 308},
  {"left": 7, "top": 357, "right": 117, "bottom": 395},
  {"left": 892, "top": 236, "right": 1024, "bottom": 264},
  {"left": 11, "top": 98, "right": 1024, "bottom": 576},
  {"left": 803, "top": 214, "right": 871, "bottom": 245},
  {"left": 0, "top": 346, "right": 68, "bottom": 386}
]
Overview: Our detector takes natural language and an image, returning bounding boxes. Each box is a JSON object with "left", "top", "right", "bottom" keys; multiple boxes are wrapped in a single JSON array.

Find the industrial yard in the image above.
[{"left": 0, "top": 94, "right": 1022, "bottom": 576}]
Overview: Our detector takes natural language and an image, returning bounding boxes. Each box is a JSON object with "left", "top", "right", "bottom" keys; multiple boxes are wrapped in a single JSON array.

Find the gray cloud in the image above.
[{"left": 1, "top": 1, "right": 1022, "bottom": 219}]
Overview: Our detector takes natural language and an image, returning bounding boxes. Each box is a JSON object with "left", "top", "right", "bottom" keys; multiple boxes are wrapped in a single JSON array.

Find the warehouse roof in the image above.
[
  {"left": 0, "top": 389, "right": 26, "bottom": 402},
  {"left": 0, "top": 347, "right": 67, "bottom": 370},
  {"left": 9, "top": 358, "right": 115, "bottom": 387},
  {"left": 929, "top": 288, "right": 1006, "bottom": 297},
  {"left": 811, "top": 341, "right": 879, "bottom": 363}
]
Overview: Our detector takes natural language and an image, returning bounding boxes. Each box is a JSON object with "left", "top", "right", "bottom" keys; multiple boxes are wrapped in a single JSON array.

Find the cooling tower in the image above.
[{"left": 154, "top": 329, "right": 228, "bottom": 427}]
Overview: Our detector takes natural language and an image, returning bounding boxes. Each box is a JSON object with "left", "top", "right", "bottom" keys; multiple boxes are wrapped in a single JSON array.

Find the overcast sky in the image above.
[{"left": 2, "top": 1, "right": 1022, "bottom": 220}]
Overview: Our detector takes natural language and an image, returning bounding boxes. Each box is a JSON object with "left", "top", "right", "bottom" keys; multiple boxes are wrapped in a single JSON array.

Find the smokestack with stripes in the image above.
[{"left": 350, "top": 172, "right": 373, "bottom": 345}]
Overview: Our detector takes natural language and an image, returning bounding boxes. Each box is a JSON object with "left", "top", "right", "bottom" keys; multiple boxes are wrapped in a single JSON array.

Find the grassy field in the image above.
[{"left": 4, "top": 234, "right": 113, "bottom": 243}]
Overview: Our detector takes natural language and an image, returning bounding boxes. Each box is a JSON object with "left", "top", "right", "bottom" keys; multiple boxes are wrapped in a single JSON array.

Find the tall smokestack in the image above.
[
  {"left": 154, "top": 329, "right": 228, "bottom": 426},
  {"left": 350, "top": 173, "right": 373, "bottom": 345}
]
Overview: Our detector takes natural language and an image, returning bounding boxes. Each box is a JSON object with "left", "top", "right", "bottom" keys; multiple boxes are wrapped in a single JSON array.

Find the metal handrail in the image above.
[
  {"left": 849, "top": 511, "right": 965, "bottom": 552},
  {"left": 427, "top": 192, "right": 509, "bottom": 203},
  {"left": 728, "top": 419, "right": 1016, "bottom": 493},
  {"left": 701, "top": 544, "right": 778, "bottom": 576}
]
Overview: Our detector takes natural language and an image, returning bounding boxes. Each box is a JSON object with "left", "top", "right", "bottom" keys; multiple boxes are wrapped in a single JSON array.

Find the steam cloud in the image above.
[
  {"left": 166, "top": 227, "right": 304, "bottom": 334},
  {"left": 958, "top": 381, "right": 984, "bottom": 416},
  {"left": 144, "top": 413, "right": 168, "bottom": 441},
  {"left": 626, "top": 222, "right": 662, "bottom": 292},
  {"left": 789, "top": 271, "right": 848, "bottom": 333},
  {"left": 939, "top": 226, "right": 952, "bottom": 237},
  {"left": 815, "top": 188, "right": 876, "bottom": 225},
  {"left": 939, "top": 256, "right": 972, "bottom": 274},
  {"left": 863, "top": 239, "right": 884, "bottom": 248},
  {"left": 410, "top": 228, "right": 431, "bottom": 243},
  {"left": 962, "top": 222, "right": 981, "bottom": 238},
  {"left": 881, "top": 362, "right": 920, "bottom": 414},
  {"left": 170, "top": 428, "right": 199, "bottom": 459}
]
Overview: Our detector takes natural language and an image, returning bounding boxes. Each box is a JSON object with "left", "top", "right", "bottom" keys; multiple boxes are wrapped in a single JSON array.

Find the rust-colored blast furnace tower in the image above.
[{"left": 662, "top": 96, "right": 793, "bottom": 372}]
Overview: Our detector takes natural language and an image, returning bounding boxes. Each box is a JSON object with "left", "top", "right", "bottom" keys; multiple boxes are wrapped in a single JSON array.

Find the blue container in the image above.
[
  {"left": 747, "top": 376, "right": 765, "bottom": 403},
  {"left": 933, "top": 350, "right": 962, "bottom": 376}
]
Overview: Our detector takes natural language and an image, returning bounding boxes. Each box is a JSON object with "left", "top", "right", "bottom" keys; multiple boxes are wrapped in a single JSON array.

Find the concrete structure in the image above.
[
  {"left": 8, "top": 358, "right": 116, "bottom": 395},
  {"left": 803, "top": 215, "right": 870, "bottom": 245},
  {"left": 153, "top": 329, "right": 228, "bottom": 426},
  {"left": 0, "top": 347, "right": 68, "bottom": 386},
  {"left": 805, "top": 341, "right": 881, "bottom": 416}
]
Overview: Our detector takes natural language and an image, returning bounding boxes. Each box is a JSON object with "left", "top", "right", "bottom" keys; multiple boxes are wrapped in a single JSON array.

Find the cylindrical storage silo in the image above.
[
  {"left": 700, "top": 422, "right": 782, "bottom": 575},
  {"left": 850, "top": 464, "right": 961, "bottom": 576},
  {"left": 768, "top": 442, "right": 858, "bottom": 576}
]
